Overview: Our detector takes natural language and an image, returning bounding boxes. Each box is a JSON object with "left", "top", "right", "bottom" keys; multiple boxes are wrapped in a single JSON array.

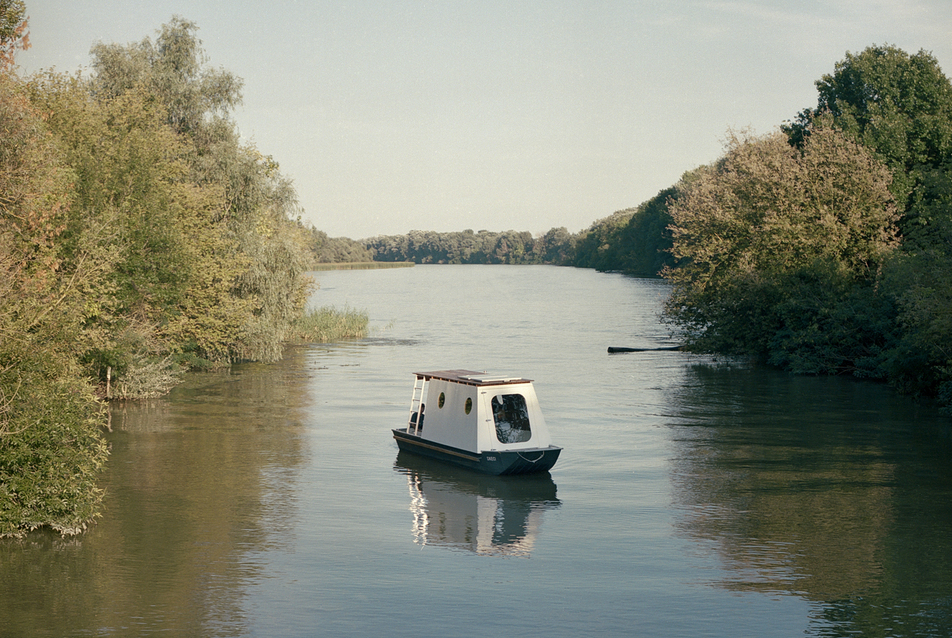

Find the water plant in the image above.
[{"left": 290, "top": 306, "right": 369, "bottom": 343}]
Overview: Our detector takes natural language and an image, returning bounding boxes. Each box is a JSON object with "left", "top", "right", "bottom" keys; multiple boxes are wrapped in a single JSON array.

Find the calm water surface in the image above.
[{"left": 2, "top": 265, "right": 951, "bottom": 637}]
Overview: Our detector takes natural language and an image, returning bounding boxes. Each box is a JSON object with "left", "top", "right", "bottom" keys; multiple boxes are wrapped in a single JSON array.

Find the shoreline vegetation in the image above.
[
  {"left": 2, "top": 3, "right": 950, "bottom": 538},
  {"left": 0, "top": 13, "right": 375, "bottom": 538},
  {"left": 310, "top": 262, "right": 414, "bottom": 271},
  {"left": 290, "top": 306, "right": 370, "bottom": 343}
]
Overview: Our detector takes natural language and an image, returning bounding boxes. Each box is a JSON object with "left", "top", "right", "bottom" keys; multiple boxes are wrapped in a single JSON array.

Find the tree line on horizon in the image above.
[
  {"left": 361, "top": 227, "right": 574, "bottom": 265},
  {"left": 326, "top": 197, "right": 671, "bottom": 273}
]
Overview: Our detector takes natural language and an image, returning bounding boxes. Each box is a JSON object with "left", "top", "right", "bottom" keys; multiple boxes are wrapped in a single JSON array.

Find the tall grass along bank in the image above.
[{"left": 290, "top": 306, "right": 369, "bottom": 343}]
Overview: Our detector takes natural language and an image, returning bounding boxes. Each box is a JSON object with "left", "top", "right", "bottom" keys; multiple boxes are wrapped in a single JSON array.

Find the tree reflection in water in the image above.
[
  {"left": 0, "top": 349, "right": 312, "bottom": 638},
  {"left": 666, "top": 363, "right": 952, "bottom": 637}
]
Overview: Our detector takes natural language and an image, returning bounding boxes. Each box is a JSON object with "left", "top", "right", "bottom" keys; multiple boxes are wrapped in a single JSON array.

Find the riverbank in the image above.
[{"left": 310, "top": 262, "right": 414, "bottom": 271}]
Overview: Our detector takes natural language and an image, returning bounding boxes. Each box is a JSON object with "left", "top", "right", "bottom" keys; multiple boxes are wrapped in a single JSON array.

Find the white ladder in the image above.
[{"left": 408, "top": 375, "right": 427, "bottom": 434}]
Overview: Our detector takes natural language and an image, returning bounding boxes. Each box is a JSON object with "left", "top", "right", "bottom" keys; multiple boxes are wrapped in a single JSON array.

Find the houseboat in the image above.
[{"left": 391, "top": 369, "right": 562, "bottom": 475}]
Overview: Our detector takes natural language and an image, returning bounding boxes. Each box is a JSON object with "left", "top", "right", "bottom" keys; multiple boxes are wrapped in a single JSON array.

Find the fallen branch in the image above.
[{"left": 607, "top": 346, "right": 682, "bottom": 354}]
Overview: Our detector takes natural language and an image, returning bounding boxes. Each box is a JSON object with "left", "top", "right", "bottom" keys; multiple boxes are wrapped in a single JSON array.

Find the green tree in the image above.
[
  {"left": 784, "top": 45, "right": 952, "bottom": 226},
  {"left": 533, "top": 226, "right": 576, "bottom": 265},
  {"left": 364, "top": 228, "right": 544, "bottom": 265},
  {"left": 572, "top": 209, "right": 636, "bottom": 271},
  {"left": 89, "top": 16, "right": 242, "bottom": 140},
  {"left": 881, "top": 166, "right": 952, "bottom": 400},
  {"left": 613, "top": 186, "right": 678, "bottom": 277},
  {"left": 88, "top": 18, "right": 311, "bottom": 365},
  {"left": 303, "top": 227, "right": 373, "bottom": 264},
  {"left": 664, "top": 127, "right": 898, "bottom": 361},
  {"left": 224, "top": 146, "right": 312, "bottom": 362},
  {"left": 786, "top": 44, "right": 952, "bottom": 404},
  {"left": 27, "top": 71, "right": 236, "bottom": 387},
  {"left": 0, "top": 70, "right": 107, "bottom": 537}
]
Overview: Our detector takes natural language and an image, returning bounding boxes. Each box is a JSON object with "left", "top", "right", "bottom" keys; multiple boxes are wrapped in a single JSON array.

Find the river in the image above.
[{"left": 2, "top": 265, "right": 951, "bottom": 637}]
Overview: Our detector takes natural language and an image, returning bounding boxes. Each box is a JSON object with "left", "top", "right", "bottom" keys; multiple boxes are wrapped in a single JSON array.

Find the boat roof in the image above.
[{"left": 414, "top": 369, "right": 533, "bottom": 386}]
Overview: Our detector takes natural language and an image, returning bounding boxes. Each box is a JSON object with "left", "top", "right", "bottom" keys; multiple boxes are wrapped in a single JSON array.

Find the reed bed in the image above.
[
  {"left": 310, "top": 262, "right": 413, "bottom": 271},
  {"left": 291, "top": 306, "right": 369, "bottom": 342}
]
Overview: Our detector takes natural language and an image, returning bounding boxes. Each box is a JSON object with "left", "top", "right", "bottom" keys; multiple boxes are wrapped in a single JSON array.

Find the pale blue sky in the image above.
[{"left": 17, "top": 1, "right": 952, "bottom": 239}]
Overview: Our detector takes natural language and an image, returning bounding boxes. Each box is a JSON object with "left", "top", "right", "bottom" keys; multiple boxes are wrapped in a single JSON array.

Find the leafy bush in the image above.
[{"left": 0, "top": 372, "right": 108, "bottom": 538}]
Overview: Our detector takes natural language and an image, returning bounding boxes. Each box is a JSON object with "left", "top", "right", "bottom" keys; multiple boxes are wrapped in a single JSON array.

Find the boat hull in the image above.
[{"left": 392, "top": 428, "right": 561, "bottom": 475}]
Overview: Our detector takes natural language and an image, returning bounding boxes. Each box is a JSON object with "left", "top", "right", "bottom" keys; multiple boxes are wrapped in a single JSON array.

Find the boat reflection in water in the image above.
[{"left": 393, "top": 452, "right": 561, "bottom": 557}]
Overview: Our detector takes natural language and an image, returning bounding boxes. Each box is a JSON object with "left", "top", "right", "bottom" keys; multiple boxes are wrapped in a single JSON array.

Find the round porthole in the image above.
[
  {"left": 464, "top": 398, "right": 472, "bottom": 414},
  {"left": 438, "top": 392, "right": 445, "bottom": 409}
]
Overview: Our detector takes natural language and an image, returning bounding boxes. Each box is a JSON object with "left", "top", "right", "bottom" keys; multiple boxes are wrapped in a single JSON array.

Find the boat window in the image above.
[
  {"left": 438, "top": 392, "right": 445, "bottom": 409},
  {"left": 491, "top": 394, "right": 531, "bottom": 443},
  {"left": 464, "top": 398, "right": 472, "bottom": 414}
]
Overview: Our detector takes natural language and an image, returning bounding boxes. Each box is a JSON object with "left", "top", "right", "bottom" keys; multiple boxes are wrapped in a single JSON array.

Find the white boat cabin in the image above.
[{"left": 407, "top": 369, "right": 554, "bottom": 454}]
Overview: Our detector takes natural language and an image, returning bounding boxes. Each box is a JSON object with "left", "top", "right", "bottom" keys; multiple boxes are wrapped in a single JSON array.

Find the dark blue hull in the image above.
[{"left": 392, "top": 428, "right": 561, "bottom": 475}]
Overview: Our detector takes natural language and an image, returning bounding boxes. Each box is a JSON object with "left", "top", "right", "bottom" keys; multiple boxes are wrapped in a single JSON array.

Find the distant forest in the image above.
[{"left": 313, "top": 198, "right": 674, "bottom": 276}]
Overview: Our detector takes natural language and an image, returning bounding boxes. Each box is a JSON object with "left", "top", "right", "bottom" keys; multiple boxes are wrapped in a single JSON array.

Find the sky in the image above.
[{"left": 16, "top": 1, "right": 952, "bottom": 239}]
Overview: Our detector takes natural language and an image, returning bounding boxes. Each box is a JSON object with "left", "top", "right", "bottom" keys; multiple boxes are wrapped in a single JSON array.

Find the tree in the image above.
[
  {"left": 364, "top": 228, "right": 545, "bottom": 265},
  {"left": 224, "top": 146, "right": 312, "bottom": 362},
  {"left": 27, "top": 70, "right": 239, "bottom": 386},
  {"left": 0, "top": 71, "right": 108, "bottom": 537},
  {"left": 89, "top": 16, "right": 242, "bottom": 140},
  {"left": 782, "top": 44, "right": 952, "bottom": 403},
  {"left": 303, "top": 227, "right": 374, "bottom": 264},
  {"left": 784, "top": 45, "right": 952, "bottom": 225},
  {"left": 572, "top": 209, "right": 636, "bottom": 271},
  {"left": 0, "top": 0, "right": 29, "bottom": 70},
  {"left": 87, "top": 18, "right": 311, "bottom": 365},
  {"left": 664, "top": 127, "right": 898, "bottom": 361},
  {"left": 613, "top": 186, "right": 678, "bottom": 277},
  {"left": 534, "top": 227, "right": 576, "bottom": 265},
  {"left": 880, "top": 165, "right": 952, "bottom": 400}
]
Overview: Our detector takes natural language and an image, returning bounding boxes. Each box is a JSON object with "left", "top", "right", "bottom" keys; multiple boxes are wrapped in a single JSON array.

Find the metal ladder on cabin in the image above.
[{"left": 408, "top": 375, "right": 427, "bottom": 434}]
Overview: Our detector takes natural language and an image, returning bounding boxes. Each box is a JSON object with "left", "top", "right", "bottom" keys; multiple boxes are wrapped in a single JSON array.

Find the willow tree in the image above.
[
  {"left": 214, "top": 141, "right": 312, "bottom": 362},
  {"left": 26, "top": 70, "right": 245, "bottom": 395},
  {"left": 88, "top": 17, "right": 311, "bottom": 365},
  {"left": 88, "top": 16, "right": 242, "bottom": 140},
  {"left": 664, "top": 127, "right": 898, "bottom": 372}
]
